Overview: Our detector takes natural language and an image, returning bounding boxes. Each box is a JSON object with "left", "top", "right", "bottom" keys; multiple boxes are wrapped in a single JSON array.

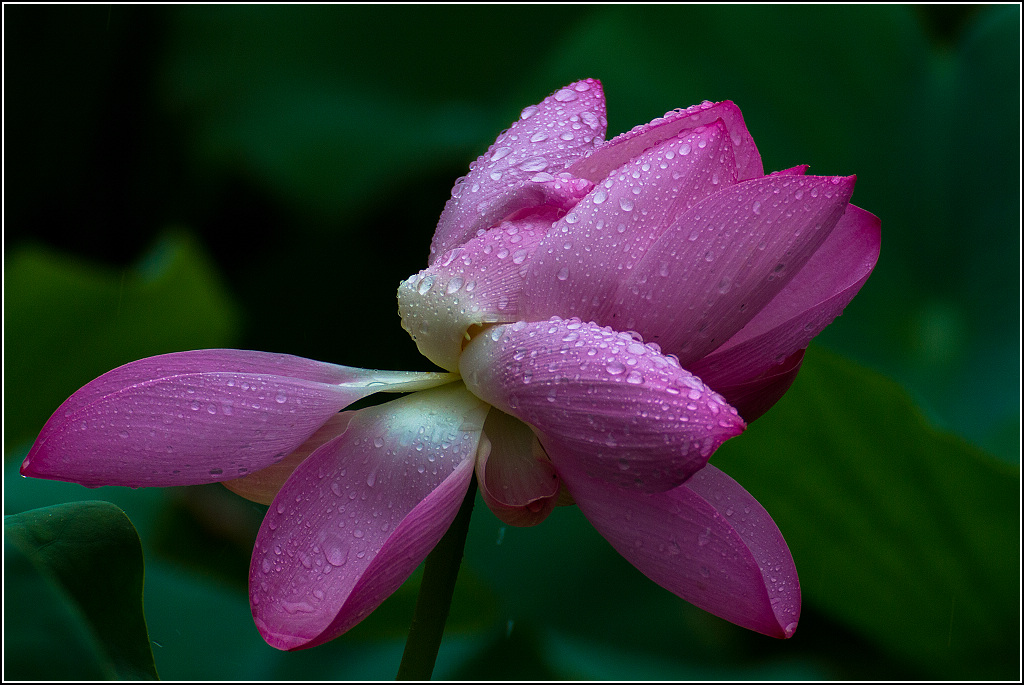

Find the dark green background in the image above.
[{"left": 4, "top": 4, "right": 1019, "bottom": 680}]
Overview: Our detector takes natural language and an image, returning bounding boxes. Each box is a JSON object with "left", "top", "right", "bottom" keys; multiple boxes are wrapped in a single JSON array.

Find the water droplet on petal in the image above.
[{"left": 325, "top": 543, "right": 348, "bottom": 567}]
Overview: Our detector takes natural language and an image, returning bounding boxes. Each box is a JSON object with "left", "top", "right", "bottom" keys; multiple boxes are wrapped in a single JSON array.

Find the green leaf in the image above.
[
  {"left": 3, "top": 229, "right": 241, "bottom": 453},
  {"left": 4, "top": 501, "right": 159, "bottom": 680},
  {"left": 712, "top": 348, "right": 1019, "bottom": 679}
]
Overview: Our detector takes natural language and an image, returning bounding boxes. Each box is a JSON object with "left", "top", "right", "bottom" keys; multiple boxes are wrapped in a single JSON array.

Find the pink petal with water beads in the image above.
[
  {"left": 556, "top": 457, "right": 800, "bottom": 639},
  {"left": 475, "top": 408, "right": 559, "bottom": 527},
  {"left": 398, "top": 220, "right": 548, "bottom": 371},
  {"left": 688, "top": 204, "right": 881, "bottom": 390},
  {"left": 522, "top": 121, "right": 741, "bottom": 326},
  {"left": 569, "top": 99, "right": 763, "bottom": 183},
  {"left": 223, "top": 412, "right": 355, "bottom": 506},
  {"left": 608, "top": 174, "right": 856, "bottom": 366},
  {"left": 460, "top": 318, "right": 745, "bottom": 493},
  {"left": 21, "top": 349, "right": 457, "bottom": 488},
  {"left": 430, "top": 79, "right": 607, "bottom": 263},
  {"left": 250, "top": 382, "right": 488, "bottom": 650}
]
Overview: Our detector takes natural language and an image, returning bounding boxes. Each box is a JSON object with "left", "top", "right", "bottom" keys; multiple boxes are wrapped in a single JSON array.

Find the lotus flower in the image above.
[{"left": 21, "top": 78, "right": 879, "bottom": 650}]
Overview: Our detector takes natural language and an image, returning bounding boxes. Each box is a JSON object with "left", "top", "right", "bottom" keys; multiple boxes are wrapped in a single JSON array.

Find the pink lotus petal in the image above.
[
  {"left": 522, "top": 122, "right": 741, "bottom": 326},
  {"left": 476, "top": 408, "right": 559, "bottom": 527},
  {"left": 399, "top": 220, "right": 548, "bottom": 371},
  {"left": 251, "top": 383, "right": 488, "bottom": 650},
  {"left": 430, "top": 79, "right": 607, "bottom": 263},
  {"left": 569, "top": 100, "right": 763, "bottom": 183},
  {"left": 608, "top": 174, "right": 856, "bottom": 366},
  {"left": 711, "top": 349, "right": 804, "bottom": 423},
  {"left": 460, "top": 318, "right": 745, "bottom": 492},
  {"left": 770, "top": 164, "right": 809, "bottom": 177},
  {"left": 21, "top": 349, "right": 457, "bottom": 487},
  {"left": 688, "top": 205, "right": 881, "bottom": 389},
  {"left": 555, "top": 457, "right": 800, "bottom": 639},
  {"left": 222, "top": 412, "right": 356, "bottom": 505}
]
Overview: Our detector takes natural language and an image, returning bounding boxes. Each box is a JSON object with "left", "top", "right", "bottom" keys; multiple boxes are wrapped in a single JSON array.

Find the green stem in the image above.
[{"left": 396, "top": 475, "right": 477, "bottom": 681}]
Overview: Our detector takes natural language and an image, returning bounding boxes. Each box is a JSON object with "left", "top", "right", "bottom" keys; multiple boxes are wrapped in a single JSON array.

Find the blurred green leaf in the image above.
[
  {"left": 713, "top": 347, "right": 1019, "bottom": 679},
  {"left": 3, "top": 229, "right": 241, "bottom": 453},
  {"left": 3, "top": 501, "right": 158, "bottom": 679}
]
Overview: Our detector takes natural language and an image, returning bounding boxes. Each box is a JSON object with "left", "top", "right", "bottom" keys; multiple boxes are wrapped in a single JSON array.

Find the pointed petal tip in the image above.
[
  {"left": 254, "top": 619, "right": 309, "bottom": 652},
  {"left": 783, "top": 620, "right": 799, "bottom": 639}
]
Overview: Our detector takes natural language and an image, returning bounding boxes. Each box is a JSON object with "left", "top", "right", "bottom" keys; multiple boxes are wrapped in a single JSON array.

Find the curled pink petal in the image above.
[
  {"left": 609, "top": 174, "right": 856, "bottom": 366},
  {"left": 476, "top": 408, "right": 559, "bottom": 527},
  {"left": 522, "top": 121, "right": 741, "bottom": 326},
  {"left": 460, "top": 318, "right": 745, "bottom": 492},
  {"left": 222, "top": 412, "right": 356, "bottom": 505},
  {"left": 688, "top": 204, "right": 881, "bottom": 389},
  {"left": 430, "top": 79, "right": 607, "bottom": 263},
  {"left": 21, "top": 349, "right": 457, "bottom": 487},
  {"left": 569, "top": 99, "right": 763, "bottom": 183},
  {"left": 251, "top": 382, "right": 488, "bottom": 650},
  {"left": 555, "top": 455, "right": 800, "bottom": 639}
]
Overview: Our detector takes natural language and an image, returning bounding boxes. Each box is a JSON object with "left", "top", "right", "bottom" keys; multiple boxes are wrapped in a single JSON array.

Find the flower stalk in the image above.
[{"left": 396, "top": 475, "right": 478, "bottom": 680}]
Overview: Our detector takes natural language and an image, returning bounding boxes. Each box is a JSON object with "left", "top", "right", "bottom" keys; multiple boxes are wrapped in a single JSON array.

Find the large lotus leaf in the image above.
[{"left": 4, "top": 501, "right": 158, "bottom": 680}]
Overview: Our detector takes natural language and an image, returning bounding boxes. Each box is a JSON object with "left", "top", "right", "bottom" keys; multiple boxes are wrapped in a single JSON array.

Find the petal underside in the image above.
[
  {"left": 250, "top": 383, "right": 488, "bottom": 650},
  {"left": 556, "top": 456, "right": 800, "bottom": 639},
  {"left": 475, "top": 408, "right": 560, "bottom": 527}
]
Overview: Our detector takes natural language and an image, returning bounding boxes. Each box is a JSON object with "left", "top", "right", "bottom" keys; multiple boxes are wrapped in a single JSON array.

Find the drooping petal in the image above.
[
  {"left": 398, "top": 220, "right": 548, "bottom": 371},
  {"left": 554, "top": 456, "right": 800, "bottom": 639},
  {"left": 569, "top": 99, "right": 763, "bottom": 183},
  {"left": 522, "top": 121, "right": 741, "bottom": 325},
  {"left": 688, "top": 204, "right": 881, "bottom": 388},
  {"left": 607, "top": 174, "right": 856, "bottom": 366},
  {"left": 430, "top": 79, "right": 607, "bottom": 263},
  {"left": 460, "top": 318, "right": 745, "bottom": 493},
  {"left": 475, "top": 407, "right": 559, "bottom": 527},
  {"left": 22, "top": 349, "right": 457, "bottom": 487},
  {"left": 251, "top": 383, "right": 488, "bottom": 650},
  {"left": 222, "top": 412, "right": 355, "bottom": 505}
]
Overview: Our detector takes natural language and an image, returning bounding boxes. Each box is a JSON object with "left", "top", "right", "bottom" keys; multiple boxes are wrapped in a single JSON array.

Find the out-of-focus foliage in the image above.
[
  {"left": 4, "top": 501, "right": 158, "bottom": 679},
  {"left": 4, "top": 4, "right": 1018, "bottom": 681}
]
